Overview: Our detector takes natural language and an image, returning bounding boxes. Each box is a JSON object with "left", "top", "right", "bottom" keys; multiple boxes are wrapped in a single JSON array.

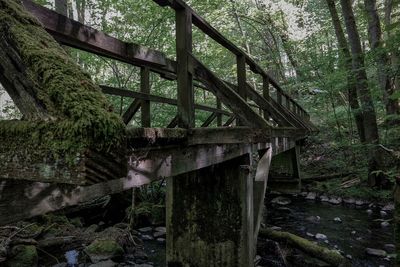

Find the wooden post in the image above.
[
  {"left": 176, "top": 7, "right": 195, "bottom": 128},
  {"left": 277, "top": 89, "right": 282, "bottom": 106},
  {"left": 262, "top": 75, "right": 270, "bottom": 120},
  {"left": 237, "top": 54, "right": 247, "bottom": 126},
  {"left": 166, "top": 155, "right": 254, "bottom": 267},
  {"left": 217, "top": 99, "right": 222, "bottom": 126},
  {"left": 285, "top": 96, "right": 290, "bottom": 110},
  {"left": 141, "top": 67, "right": 151, "bottom": 127}
]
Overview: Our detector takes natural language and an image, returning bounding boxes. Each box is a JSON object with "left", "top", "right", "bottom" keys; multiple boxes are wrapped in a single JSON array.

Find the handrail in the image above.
[
  {"left": 21, "top": 0, "right": 313, "bottom": 132},
  {"left": 153, "top": 0, "right": 309, "bottom": 118}
]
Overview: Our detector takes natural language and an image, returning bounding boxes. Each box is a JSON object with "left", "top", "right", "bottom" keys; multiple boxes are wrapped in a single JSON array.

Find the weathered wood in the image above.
[
  {"left": 21, "top": 0, "right": 174, "bottom": 72},
  {"left": 188, "top": 127, "right": 271, "bottom": 145},
  {"left": 127, "top": 142, "right": 270, "bottom": 187},
  {"left": 0, "top": 34, "right": 50, "bottom": 120},
  {"left": 167, "top": 115, "right": 179, "bottom": 128},
  {"left": 122, "top": 99, "right": 141, "bottom": 124},
  {"left": 191, "top": 55, "right": 270, "bottom": 129},
  {"left": 201, "top": 112, "right": 217, "bottom": 127},
  {"left": 101, "top": 85, "right": 232, "bottom": 116},
  {"left": 140, "top": 67, "right": 151, "bottom": 127},
  {"left": 217, "top": 99, "right": 223, "bottom": 126},
  {"left": 237, "top": 54, "right": 247, "bottom": 126},
  {"left": 262, "top": 75, "right": 270, "bottom": 120},
  {"left": 253, "top": 148, "right": 272, "bottom": 244},
  {"left": 224, "top": 115, "right": 236, "bottom": 126},
  {"left": 166, "top": 155, "right": 254, "bottom": 266},
  {"left": 176, "top": 7, "right": 195, "bottom": 128}
]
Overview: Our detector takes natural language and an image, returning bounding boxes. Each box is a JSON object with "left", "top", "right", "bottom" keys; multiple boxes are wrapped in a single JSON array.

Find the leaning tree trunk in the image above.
[
  {"left": 326, "top": 0, "right": 366, "bottom": 143},
  {"left": 0, "top": 0, "right": 125, "bottom": 150},
  {"left": 340, "top": 0, "right": 383, "bottom": 186}
]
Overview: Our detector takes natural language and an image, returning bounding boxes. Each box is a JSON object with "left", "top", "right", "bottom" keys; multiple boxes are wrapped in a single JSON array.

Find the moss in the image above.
[
  {"left": 5, "top": 245, "right": 38, "bottom": 267},
  {"left": 259, "top": 228, "right": 347, "bottom": 266},
  {"left": 84, "top": 240, "right": 124, "bottom": 259},
  {"left": 308, "top": 176, "right": 393, "bottom": 202},
  {"left": 0, "top": 1, "right": 125, "bottom": 164}
]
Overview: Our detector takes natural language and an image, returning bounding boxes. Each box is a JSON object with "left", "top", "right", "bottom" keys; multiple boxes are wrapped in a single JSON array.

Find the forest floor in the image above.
[{"left": 300, "top": 131, "right": 396, "bottom": 203}]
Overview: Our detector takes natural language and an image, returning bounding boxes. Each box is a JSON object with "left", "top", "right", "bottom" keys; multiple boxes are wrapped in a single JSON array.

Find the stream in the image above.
[
  {"left": 265, "top": 196, "right": 395, "bottom": 267},
  {"left": 145, "top": 196, "right": 395, "bottom": 267}
]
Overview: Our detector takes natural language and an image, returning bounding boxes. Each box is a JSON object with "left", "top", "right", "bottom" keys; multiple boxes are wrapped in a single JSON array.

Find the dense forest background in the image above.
[{"left": 1, "top": 0, "right": 399, "bottom": 191}]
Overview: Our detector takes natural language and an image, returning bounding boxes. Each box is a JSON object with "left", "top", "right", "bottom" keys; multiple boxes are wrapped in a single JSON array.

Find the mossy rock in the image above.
[
  {"left": 5, "top": 245, "right": 38, "bottom": 267},
  {"left": 128, "top": 202, "right": 166, "bottom": 227},
  {"left": 84, "top": 240, "right": 124, "bottom": 263}
]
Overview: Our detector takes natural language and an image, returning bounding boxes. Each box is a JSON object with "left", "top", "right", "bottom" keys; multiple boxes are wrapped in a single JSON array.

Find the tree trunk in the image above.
[
  {"left": 326, "top": 0, "right": 366, "bottom": 143},
  {"left": 364, "top": 0, "right": 396, "bottom": 117},
  {"left": 384, "top": 0, "right": 400, "bottom": 118},
  {"left": 340, "top": 0, "right": 383, "bottom": 186}
]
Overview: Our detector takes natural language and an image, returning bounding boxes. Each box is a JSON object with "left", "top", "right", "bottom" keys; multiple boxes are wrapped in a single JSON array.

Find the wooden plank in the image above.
[
  {"left": 141, "top": 67, "right": 151, "bottom": 127},
  {"left": 188, "top": 127, "right": 271, "bottom": 145},
  {"left": 167, "top": 115, "right": 179, "bottom": 128},
  {"left": 176, "top": 7, "right": 194, "bottom": 128},
  {"left": 125, "top": 127, "right": 305, "bottom": 147},
  {"left": 217, "top": 100, "right": 222, "bottom": 126},
  {"left": 201, "top": 112, "right": 217, "bottom": 127},
  {"left": 22, "top": 0, "right": 177, "bottom": 74},
  {"left": 253, "top": 147, "right": 272, "bottom": 244},
  {"left": 190, "top": 54, "right": 270, "bottom": 129},
  {"left": 101, "top": 85, "right": 232, "bottom": 116},
  {"left": 237, "top": 54, "right": 247, "bottom": 126},
  {"left": 122, "top": 99, "right": 141, "bottom": 124},
  {"left": 152, "top": 0, "right": 311, "bottom": 120},
  {"left": 127, "top": 142, "right": 270, "bottom": 187},
  {"left": 262, "top": 75, "right": 270, "bottom": 120},
  {"left": 224, "top": 115, "right": 236, "bottom": 126}
]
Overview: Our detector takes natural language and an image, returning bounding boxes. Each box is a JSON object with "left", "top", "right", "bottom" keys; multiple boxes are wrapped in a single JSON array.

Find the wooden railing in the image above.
[{"left": 22, "top": 0, "right": 314, "bottom": 134}]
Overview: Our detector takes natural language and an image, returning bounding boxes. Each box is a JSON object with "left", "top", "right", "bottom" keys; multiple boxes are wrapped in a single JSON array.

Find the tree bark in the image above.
[
  {"left": 340, "top": 0, "right": 383, "bottom": 186},
  {"left": 384, "top": 0, "right": 400, "bottom": 117},
  {"left": 364, "top": 0, "right": 397, "bottom": 117},
  {"left": 326, "top": 0, "right": 366, "bottom": 143}
]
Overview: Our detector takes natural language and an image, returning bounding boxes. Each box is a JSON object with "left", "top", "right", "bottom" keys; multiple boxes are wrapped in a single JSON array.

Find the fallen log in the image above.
[{"left": 259, "top": 228, "right": 347, "bottom": 266}]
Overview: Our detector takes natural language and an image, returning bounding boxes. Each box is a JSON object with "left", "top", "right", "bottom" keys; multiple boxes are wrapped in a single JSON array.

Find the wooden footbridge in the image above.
[{"left": 0, "top": 0, "right": 315, "bottom": 266}]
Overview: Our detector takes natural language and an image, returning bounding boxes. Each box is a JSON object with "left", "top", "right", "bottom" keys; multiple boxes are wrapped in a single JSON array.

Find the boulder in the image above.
[
  {"left": 365, "top": 248, "right": 387, "bottom": 257},
  {"left": 5, "top": 245, "right": 38, "bottom": 267},
  {"left": 138, "top": 227, "right": 153, "bottom": 233},
  {"left": 329, "top": 197, "right": 342, "bottom": 205},
  {"left": 382, "top": 203, "right": 394, "bottom": 211},
  {"left": 315, "top": 233, "right": 327, "bottom": 240},
  {"left": 381, "top": 221, "right": 390, "bottom": 227},
  {"left": 155, "top": 226, "right": 166, "bottom": 233},
  {"left": 333, "top": 217, "right": 342, "bottom": 223},
  {"left": 380, "top": 211, "right": 388, "bottom": 217},
  {"left": 305, "top": 192, "right": 317, "bottom": 200},
  {"left": 319, "top": 195, "right": 329, "bottom": 202},
  {"left": 153, "top": 231, "right": 165, "bottom": 238},
  {"left": 271, "top": 196, "right": 292, "bottom": 205},
  {"left": 84, "top": 240, "right": 124, "bottom": 263},
  {"left": 384, "top": 244, "right": 395, "bottom": 253},
  {"left": 343, "top": 198, "right": 355, "bottom": 204}
]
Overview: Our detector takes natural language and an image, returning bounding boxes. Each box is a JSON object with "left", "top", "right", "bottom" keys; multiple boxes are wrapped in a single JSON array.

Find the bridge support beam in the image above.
[
  {"left": 166, "top": 155, "right": 254, "bottom": 267},
  {"left": 268, "top": 143, "right": 301, "bottom": 193}
]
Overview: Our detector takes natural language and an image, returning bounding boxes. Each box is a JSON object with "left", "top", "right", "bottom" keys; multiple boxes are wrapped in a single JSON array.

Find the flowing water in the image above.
[
  {"left": 145, "top": 197, "right": 395, "bottom": 267},
  {"left": 265, "top": 196, "right": 395, "bottom": 267}
]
